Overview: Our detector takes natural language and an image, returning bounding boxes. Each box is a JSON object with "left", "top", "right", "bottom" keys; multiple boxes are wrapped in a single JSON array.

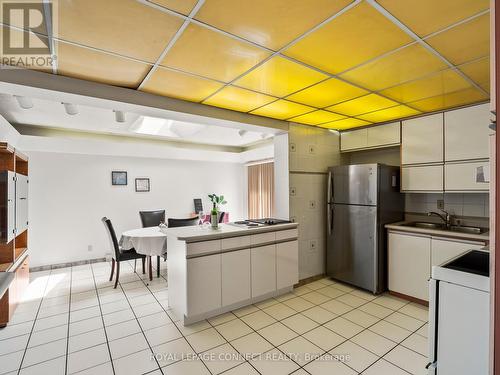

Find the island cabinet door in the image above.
[
  {"left": 186, "top": 254, "right": 221, "bottom": 317},
  {"left": 251, "top": 244, "right": 276, "bottom": 298},
  {"left": 276, "top": 240, "right": 298, "bottom": 289},
  {"left": 222, "top": 249, "right": 251, "bottom": 306}
]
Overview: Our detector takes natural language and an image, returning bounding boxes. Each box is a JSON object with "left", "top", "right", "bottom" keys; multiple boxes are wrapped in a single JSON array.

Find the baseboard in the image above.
[
  {"left": 30, "top": 257, "right": 107, "bottom": 272},
  {"left": 389, "top": 290, "right": 429, "bottom": 307},
  {"left": 295, "top": 273, "right": 326, "bottom": 287}
]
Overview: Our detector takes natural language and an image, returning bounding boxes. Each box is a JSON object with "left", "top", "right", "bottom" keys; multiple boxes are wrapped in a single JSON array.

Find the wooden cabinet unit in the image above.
[{"left": 0, "top": 143, "right": 29, "bottom": 328}]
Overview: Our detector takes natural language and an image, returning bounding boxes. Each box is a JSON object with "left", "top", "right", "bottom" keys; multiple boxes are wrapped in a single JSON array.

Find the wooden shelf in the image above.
[
  {"left": 14, "top": 247, "right": 27, "bottom": 261},
  {"left": 0, "top": 263, "right": 12, "bottom": 272}
]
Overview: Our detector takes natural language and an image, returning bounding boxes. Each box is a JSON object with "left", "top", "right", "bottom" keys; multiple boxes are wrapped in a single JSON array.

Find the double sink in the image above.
[{"left": 402, "top": 222, "right": 488, "bottom": 234}]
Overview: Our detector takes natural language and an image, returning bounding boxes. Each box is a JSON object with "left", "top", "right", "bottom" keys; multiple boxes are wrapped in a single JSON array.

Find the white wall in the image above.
[{"left": 27, "top": 152, "right": 245, "bottom": 267}]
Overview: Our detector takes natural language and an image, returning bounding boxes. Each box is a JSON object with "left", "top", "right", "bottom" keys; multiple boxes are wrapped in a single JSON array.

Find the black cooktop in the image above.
[
  {"left": 234, "top": 218, "right": 292, "bottom": 226},
  {"left": 444, "top": 250, "right": 489, "bottom": 277}
]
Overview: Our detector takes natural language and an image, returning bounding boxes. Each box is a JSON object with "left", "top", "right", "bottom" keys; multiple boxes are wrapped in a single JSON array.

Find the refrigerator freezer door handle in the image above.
[
  {"left": 327, "top": 170, "right": 333, "bottom": 235},
  {"left": 327, "top": 170, "right": 333, "bottom": 203}
]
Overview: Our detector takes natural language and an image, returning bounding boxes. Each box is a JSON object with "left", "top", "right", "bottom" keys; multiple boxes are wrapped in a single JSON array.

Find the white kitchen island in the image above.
[{"left": 163, "top": 222, "right": 299, "bottom": 325}]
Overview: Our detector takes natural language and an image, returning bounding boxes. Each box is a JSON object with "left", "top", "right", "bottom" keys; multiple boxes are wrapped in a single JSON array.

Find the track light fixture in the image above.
[
  {"left": 238, "top": 129, "right": 248, "bottom": 137},
  {"left": 114, "top": 110, "right": 126, "bottom": 123},
  {"left": 14, "top": 95, "right": 33, "bottom": 110},
  {"left": 62, "top": 102, "right": 79, "bottom": 116}
]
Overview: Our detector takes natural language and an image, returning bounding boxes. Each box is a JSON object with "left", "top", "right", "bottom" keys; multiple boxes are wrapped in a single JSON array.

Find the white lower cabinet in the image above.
[
  {"left": 251, "top": 244, "right": 276, "bottom": 297},
  {"left": 431, "top": 238, "right": 486, "bottom": 267},
  {"left": 276, "top": 241, "right": 299, "bottom": 290},
  {"left": 388, "top": 232, "right": 431, "bottom": 301},
  {"left": 186, "top": 254, "right": 221, "bottom": 316},
  {"left": 222, "top": 249, "right": 251, "bottom": 306},
  {"left": 389, "top": 231, "right": 487, "bottom": 302}
]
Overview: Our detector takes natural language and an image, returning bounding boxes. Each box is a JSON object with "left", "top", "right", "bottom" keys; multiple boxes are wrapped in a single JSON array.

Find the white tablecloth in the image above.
[{"left": 120, "top": 227, "right": 167, "bottom": 257}]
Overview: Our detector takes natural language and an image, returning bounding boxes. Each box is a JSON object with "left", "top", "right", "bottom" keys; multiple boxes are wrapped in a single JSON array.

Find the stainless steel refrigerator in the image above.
[{"left": 326, "top": 164, "right": 404, "bottom": 294}]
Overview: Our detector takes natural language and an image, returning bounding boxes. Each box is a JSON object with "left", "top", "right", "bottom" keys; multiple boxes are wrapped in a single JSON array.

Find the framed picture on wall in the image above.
[
  {"left": 135, "top": 178, "right": 150, "bottom": 192},
  {"left": 111, "top": 171, "right": 127, "bottom": 186}
]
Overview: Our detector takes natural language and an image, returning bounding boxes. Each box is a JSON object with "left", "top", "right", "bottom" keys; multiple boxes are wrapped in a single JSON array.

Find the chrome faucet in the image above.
[{"left": 428, "top": 210, "right": 452, "bottom": 229}]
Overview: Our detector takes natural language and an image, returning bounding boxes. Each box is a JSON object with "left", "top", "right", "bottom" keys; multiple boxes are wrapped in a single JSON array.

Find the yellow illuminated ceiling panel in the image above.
[
  {"left": 379, "top": 69, "right": 472, "bottom": 103},
  {"left": 409, "top": 87, "right": 488, "bottom": 112},
  {"left": 233, "top": 56, "right": 327, "bottom": 97},
  {"left": 325, "top": 94, "right": 399, "bottom": 116},
  {"left": 319, "top": 118, "right": 372, "bottom": 130},
  {"left": 150, "top": 0, "right": 198, "bottom": 15},
  {"left": 250, "top": 100, "right": 314, "bottom": 120},
  {"left": 59, "top": 0, "right": 183, "bottom": 63},
  {"left": 203, "top": 86, "right": 276, "bottom": 112},
  {"left": 141, "top": 67, "right": 224, "bottom": 102},
  {"left": 426, "top": 13, "right": 490, "bottom": 66},
  {"left": 57, "top": 42, "right": 150, "bottom": 88},
  {"left": 289, "top": 110, "right": 346, "bottom": 125},
  {"left": 341, "top": 44, "right": 447, "bottom": 91},
  {"left": 458, "top": 57, "right": 490, "bottom": 92},
  {"left": 195, "top": 0, "right": 352, "bottom": 51},
  {"left": 376, "top": 0, "right": 489, "bottom": 37},
  {"left": 161, "top": 23, "right": 271, "bottom": 82},
  {"left": 287, "top": 78, "right": 368, "bottom": 108},
  {"left": 284, "top": 2, "right": 412, "bottom": 74},
  {"left": 358, "top": 105, "right": 421, "bottom": 123}
]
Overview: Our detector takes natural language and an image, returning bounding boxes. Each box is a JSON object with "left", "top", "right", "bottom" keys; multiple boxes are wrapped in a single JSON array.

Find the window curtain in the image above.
[{"left": 247, "top": 162, "right": 275, "bottom": 219}]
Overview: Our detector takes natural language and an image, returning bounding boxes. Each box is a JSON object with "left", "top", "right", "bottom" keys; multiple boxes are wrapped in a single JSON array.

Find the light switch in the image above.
[
  {"left": 290, "top": 143, "right": 297, "bottom": 152},
  {"left": 309, "top": 240, "right": 317, "bottom": 252},
  {"left": 308, "top": 145, "right": 316, "bottom": 154},
  {"left": 309, "top": 200, "right": 316, "bottom": 209},
  {"left": 290, "top": 187, "right": 297, "bottom": 196}
]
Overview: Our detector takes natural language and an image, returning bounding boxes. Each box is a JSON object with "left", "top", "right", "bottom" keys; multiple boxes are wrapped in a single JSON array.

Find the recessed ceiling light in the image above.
[
  {"left": 14, "top": 95, "right": 33, "bottom": 110},
  {"left": 114, "top": 110, "right": 126, "bottom": 123},
  {"left": 132, "top": 116, "right": 172, "bottom": 136},
  {"left": 62, "top": 102, "right": 79, "bottom": 116}
]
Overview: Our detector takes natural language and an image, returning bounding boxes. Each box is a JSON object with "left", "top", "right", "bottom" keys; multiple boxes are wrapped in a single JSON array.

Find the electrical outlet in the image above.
[
  {"left": 308, "top": 145, "right": 316, "bottom": 154},
  {"left": 309, "top": 200, "right": 316, "bottom": 209},
  {"left": 290, "top": 187, "right": 297, "bottom": 196},
  {"left": 87, "top": 245, "right": 93, "bottom": 252},
  {"left": 290, "top": 143, "right": 297, "bottom": 152},
  {"left": 309, "top": 240, "right": 317, "bottom": 252},
  {"left": 437, "top": 199, "right": 445, "bottom": 210}
]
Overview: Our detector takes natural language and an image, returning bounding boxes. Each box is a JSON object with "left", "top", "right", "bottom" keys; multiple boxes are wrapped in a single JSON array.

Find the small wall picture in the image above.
[
  {"left": 135, "top": 178, "right": 150, "bottom": 192},
  {"left": 111, "top": 171, "right": 127, "bottom": 186}
]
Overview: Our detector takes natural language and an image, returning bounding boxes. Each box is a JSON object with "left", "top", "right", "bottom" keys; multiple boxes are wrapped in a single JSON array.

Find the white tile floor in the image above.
[{"left": 0, "top": 260, "right": 429, "bottom": 375}]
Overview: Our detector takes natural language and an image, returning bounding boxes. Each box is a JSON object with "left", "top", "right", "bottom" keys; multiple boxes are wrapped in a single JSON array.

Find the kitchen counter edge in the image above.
[
  {"left": 164, "top": 222, "right": 299, "bottom": 242},
  {"left": 385, "top": 221, "right": 490, "bottom": 242}
]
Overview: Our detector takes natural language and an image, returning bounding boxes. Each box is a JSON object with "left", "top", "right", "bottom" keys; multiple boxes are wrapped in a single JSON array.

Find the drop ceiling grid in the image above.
[{"left": 0, "top": 0, "right": 491, "bottom": 129}]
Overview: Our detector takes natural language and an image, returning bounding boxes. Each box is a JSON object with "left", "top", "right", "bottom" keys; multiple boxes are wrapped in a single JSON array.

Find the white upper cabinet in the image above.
[
  {"left": 402, "top": 113, "right": 443, "bottom": 165},
  {"left": 341, "top": 129, "right": 368, "bottom": 151},
  {"left": 444, "top": 104, "right": 491, "bottom": 162},
  {"left": 366, "top": 122, "right": 400, "bottom": 148},
  {"left": 340, "top": 122, "right": 400, "bottom": 152}
]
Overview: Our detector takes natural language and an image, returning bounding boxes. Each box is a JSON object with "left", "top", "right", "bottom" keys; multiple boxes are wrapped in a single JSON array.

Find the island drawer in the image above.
[
  {"left": 187, "top": 239, "right": 221, "bottom": 256},
  {"left": 222, "top": 235, "right": 251, "bottom": 250},
  {"left": 250, "top": 232, "right": 276, "bottom": 246},
  {"left": 276, "top": 229, "right": 298, "bottom": 241}
]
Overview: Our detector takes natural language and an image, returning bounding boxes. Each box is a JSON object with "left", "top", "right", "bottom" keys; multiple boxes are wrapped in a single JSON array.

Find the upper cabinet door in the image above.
[
  {"left": 340, "top": 129, "right": 368, "bottom": 151},
  {"left": 444, "top": 104, "right": 491, "bottom": 162},
  {"left": 366, "top": 122, "right": 400, "bottom": 148},
  {"left": 402, "top": 114, "right": 444, "bottom": 165},
  {"left": 15, "top": 173, "right": 28, "bottom": 236}
]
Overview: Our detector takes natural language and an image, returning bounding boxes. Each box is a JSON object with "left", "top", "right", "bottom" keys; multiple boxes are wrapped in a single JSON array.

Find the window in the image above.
[{"left": 247, "top": 162, "right": 274, "bottom": 219}]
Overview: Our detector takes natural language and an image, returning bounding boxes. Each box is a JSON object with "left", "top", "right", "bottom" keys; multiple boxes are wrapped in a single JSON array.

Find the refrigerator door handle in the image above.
[
  {"left": 428, "top": 278, "right": 438, "bottom": 375},
  {"left": 327, "top": 170, "right": 333, "bottom": 203},
  {"left": 327, "top": 170, "right": 333, "bottom": 236}
]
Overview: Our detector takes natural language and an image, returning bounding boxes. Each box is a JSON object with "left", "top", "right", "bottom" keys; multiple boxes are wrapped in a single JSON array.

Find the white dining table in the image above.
[{"left": 120, "top": 227, "right": 167, "bottom": 281}]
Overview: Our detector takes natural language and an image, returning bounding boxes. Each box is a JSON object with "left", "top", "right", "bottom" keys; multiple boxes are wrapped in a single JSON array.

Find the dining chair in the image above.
[
  {"left": 139, "top": 210, "right": 166, "bottom": 278},
  {"left": 102, "top": 217, "right": 146, "bottom": 289},
  {"left": 167, "top": 217, "right": 199, "bottom": 227}
]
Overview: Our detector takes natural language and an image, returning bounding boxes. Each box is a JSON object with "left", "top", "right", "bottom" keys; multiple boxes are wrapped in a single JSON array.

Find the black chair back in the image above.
[
  {"left": 168, "top": 217, "right": 198, "bottom": 227},
  {"left": 102, "top": 217, "right": 121, "bottom": 260},
  {"left": 140, "top": 210, "right": 165, "bottom": 228},
  {"left": 218, "top": 212, "right": 226, "bottom": 223}
]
